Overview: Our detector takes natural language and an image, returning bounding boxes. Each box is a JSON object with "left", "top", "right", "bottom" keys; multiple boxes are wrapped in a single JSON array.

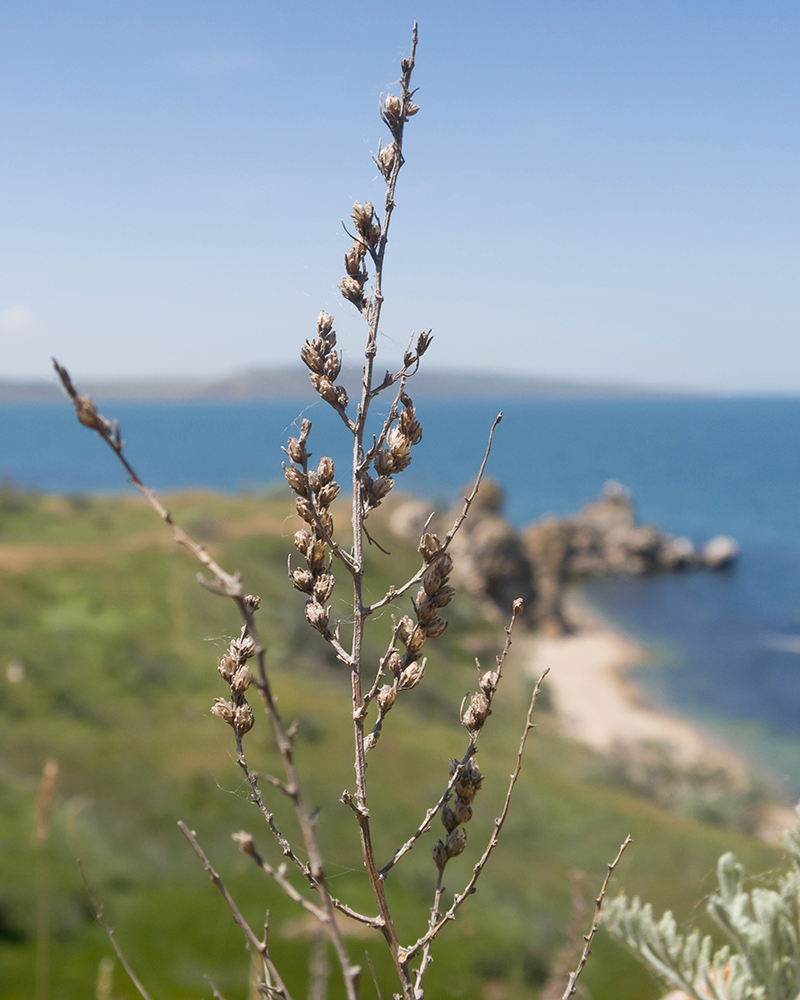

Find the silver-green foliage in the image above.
[{"left": 603, "top": 814, "right": 800, "bottom": 1000}]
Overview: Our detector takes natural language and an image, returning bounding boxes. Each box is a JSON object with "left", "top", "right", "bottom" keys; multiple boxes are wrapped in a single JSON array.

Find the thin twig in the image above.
[
  {"left": 178, "top": 822, "right": 296, "bottom": 1000},
  {"left": 78, "top": 861, "right": 154, "bottom": 1000},
  {"left": 560, "top": 835, "right": 632, "bottom": 1000},
  {"left": 401, "top": 669, "right": 549, "bottom": 963},
  {"left": 413, "top": 868, "right": 444, "bottom": 995},
  {"left": 204, "top": 975, "right": 231, "bottom": 1000}
]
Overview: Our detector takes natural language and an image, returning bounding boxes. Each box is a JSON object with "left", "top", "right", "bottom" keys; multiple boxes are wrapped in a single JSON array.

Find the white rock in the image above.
[{"left": 702, "top": 535, "right": 740, "bottom": 569}]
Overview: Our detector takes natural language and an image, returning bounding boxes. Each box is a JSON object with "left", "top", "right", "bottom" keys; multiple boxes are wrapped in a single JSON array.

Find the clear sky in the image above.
[{"left": 2, "top": 1, "right": 799, "bottom": 392}]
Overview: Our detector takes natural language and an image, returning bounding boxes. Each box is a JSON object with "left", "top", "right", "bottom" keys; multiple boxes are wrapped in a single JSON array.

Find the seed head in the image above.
[
  {"left": 218, "top": 655, "right": 235, "bottom": 682},
  {"left": 305, "top": 600, "right": 330, "bottom": 635},
  {"left": 316, "top": 457, "right": 335, "bottom": 486},
  {"left": 398, "top": 658, "right": 426, "bottom": 690},
  {"left": 291, "top": 568, "right": 314, "bottom": 594},
  {"left": 377, "top": 684, "right": 396, "bottom": 713},
  {"left": 211, "top": 698, "right": 234, "bottom": 725},
  {"left": 234, "top": 701, "right": 255, "bottom": 735},
  {"left": 432, "top": 839, "right": 448, "bottom": 870},
  {"left": 231, "top": 665, "right": 252, "bottom": 695},
  {"left": 445, "top": 827, "right": 467, "bottom": 859}
]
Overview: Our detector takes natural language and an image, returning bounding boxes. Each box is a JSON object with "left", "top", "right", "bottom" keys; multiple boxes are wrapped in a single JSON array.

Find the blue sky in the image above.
[{"left": 2, "top": 1, "right": 799, "bottom": 391}]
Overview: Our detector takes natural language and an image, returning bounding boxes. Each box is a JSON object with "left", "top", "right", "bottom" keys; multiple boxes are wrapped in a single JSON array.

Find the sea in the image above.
[{"left": 5, "top": 394, "right": 800, "bottom": 795}]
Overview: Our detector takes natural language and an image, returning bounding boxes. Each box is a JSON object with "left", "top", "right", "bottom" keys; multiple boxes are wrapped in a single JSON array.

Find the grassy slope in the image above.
[{"left": 0, "top": 490, "right": 782, "bottom": 1000}]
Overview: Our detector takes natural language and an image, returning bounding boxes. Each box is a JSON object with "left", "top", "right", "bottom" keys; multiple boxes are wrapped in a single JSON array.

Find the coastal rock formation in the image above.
[
  {"left": 389, "top": 480, "right": 738, "bottom": 636},
  {"left": 702, "top": 535, "right": 740, "bottom": 569},
  {"left": 446, "top": 482, "right": 538, "bottom": 624}
]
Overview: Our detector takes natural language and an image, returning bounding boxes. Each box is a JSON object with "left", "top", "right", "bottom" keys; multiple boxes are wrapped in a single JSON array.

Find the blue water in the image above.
[{"left": 5, "top": 395, "right": 800, "bottom": 791}]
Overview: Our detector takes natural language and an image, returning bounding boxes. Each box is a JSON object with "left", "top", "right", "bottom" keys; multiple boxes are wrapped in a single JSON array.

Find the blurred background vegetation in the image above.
[{"left": 0, "top": 485, "right": 781, "bottom": 999}]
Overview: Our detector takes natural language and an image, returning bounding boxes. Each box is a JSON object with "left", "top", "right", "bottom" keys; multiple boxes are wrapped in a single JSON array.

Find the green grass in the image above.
[{"left": 0, "top": 491, "right": 783, "bottom": 999}]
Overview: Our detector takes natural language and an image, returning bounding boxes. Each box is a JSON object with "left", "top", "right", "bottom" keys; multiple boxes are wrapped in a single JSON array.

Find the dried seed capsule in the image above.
[
  {"left": 305, "top": 600, "right": 330, "bottom": 634},
  {"left": 339, "top": 276, "right": 365, "bottom": 307},
  {"left": 234, "top": 701, "right": 255, "bottom": 735},
  {"left": 395, "top": 616, "right": 415, "bottom": 646},
  {"left": 384, "top": 94, "right": 402, "bottom": 126},
  {"left": 313, "top": 571, "right": 335, "bottom": 603},
  {"left": 376, "top": 142, "right": 397, "bottom": 179},
  {"left": 307, "top": 538, "right": 327, "bottom": 571},
  {"left": 283, "top": 464, "right": 307, "bottom": 495},
  {"left": 236, "top": 636, "right": 257, "bottom": 660},
  {"left": 351, "top": 201, "right": 375, "bottom": 238},
  {"left": 374, "top": 449, "right": 395, "bottom": 476},
  {"left": 442, "top": 804, "right": 458, "bottom": 834},
  {"left": 300, "top": 341, "right": 324, "bottom": 373},
  {"left": 423, "top": 616, "right": 447, "bottom": 639},
  {"left": 291, "top": 568, "right": 314, "bottom": 594},
  {"left": 479, "top": 670, "right": 499, "bottom": 696},
  {"left": 309, "top": 373, "right": 339, "bottom": 405},
  {"left": 386, "top": 650, "right": 402, "bottom": 677},
  {"left": 316, "top": 457, "right": 335, "bottom": 486},
  {"left": 211, "top": 698, "right": 234, "bottom": 724},
  {"left": 317, "top": 311, "right": 333, "bottom": 335},
  {"left": 445, "top": 827, "right": 467, "bottom": 859},
  {"left": 294, "top": 529, "right": 312, "bottom": 554},
  {"left": 231, "top": 666, "right": 252, "bottom": 695},
  {"left": 217, "top": 655, "right": 235, "bottom": 682},
  {"left": 377, "top": 684, "right": 396, "bottom": 713},
  {"left": 454, "top": 761, "right": 484, "bottom": 804},
  {"left": 418, "top": 532, "right": 442, "bottom": 559},
  {"left": 432, "top": 839, "right": 448, "bottom": 870},
  {"left": 317, "top": 482, "right": 340, "bottom": 507},
  {"left": 453, "top": 800, "right": 473, "bottom": 825},
  {"left": 432, "top": 585, "right": 456, "bottom": 609},
  {"left": 324, "top": 353, "right": 341, "bottom": 381},
  {"left": 286, "top": 436, "right": 306, "bottom": 463},
  {"left": 295, "top": 497, "right": 315, "bottom": 523},
  {"left": 406, "top": 624, "right": 427, "bottom": 656},
  {"left": 398, "top": 659, "right": 425, "bottom": 690}
]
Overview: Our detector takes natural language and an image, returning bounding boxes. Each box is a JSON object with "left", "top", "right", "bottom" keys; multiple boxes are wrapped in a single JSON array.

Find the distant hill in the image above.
[{"left": 0, "top": 365, "right": 683, "bottom": 404}]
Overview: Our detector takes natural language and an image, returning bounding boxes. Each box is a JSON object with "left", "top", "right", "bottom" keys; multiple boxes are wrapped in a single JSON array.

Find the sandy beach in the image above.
[{"left": 526, "top": 596, "right": 796, "bottom": 842}]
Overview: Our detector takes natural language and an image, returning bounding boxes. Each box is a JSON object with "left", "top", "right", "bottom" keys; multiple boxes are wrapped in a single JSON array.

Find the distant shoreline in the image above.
[{"left": 0, "top": 366, "right": 693, "bottom": 404}]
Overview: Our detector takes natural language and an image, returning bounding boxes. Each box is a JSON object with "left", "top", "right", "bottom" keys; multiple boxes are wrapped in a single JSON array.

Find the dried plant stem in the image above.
[
  {"left": 204, "top": 975, "right": 231, "bottom": 1000},
  {"left": 340, "top": 26, "right": 421, "bottom": 1000},
  {"left": 560, "top": 835, "right": 632, "bottom": 1000},
  {"left": 53, "top": 359, "right": 361, "bottom": 999},
  {"left": 78, "top": 862, "right": 154, "bottom": 1000},
  {"left": 413, "top": 869, "right": 444, "bottom": 996},
  {"left": 402, "top": 669, "right": 549, "bottom": 963},
  {"left": 382, "top": 602, "right": 521, "bottom": 877},
  {"left": 179, "top": 823, "right": 295, "bottom": 1000}
]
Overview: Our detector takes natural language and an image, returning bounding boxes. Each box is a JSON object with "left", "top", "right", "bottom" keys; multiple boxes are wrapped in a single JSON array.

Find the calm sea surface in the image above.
[{"left": 5, "top": 395, "right": 800, "bottom": 791}]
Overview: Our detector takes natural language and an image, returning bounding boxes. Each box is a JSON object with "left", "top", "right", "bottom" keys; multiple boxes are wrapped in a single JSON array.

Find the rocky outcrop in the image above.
[
  {"left": 389, "top": 480, "right": 738, "bottom": 636},
  {"left": 446, "top": 482, "right": 538, "bottom": 625}
]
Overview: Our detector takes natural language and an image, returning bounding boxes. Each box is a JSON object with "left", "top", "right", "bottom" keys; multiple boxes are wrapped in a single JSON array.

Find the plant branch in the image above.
[
  {"left": 179, "top": 823, "right": 295, "bottom": 1000},
  {"left": 401, "top": 669, "right": 549, "bottom": 963},
  {"left": 560, "top": 835, "right": 632, "bottom": 1000}
]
